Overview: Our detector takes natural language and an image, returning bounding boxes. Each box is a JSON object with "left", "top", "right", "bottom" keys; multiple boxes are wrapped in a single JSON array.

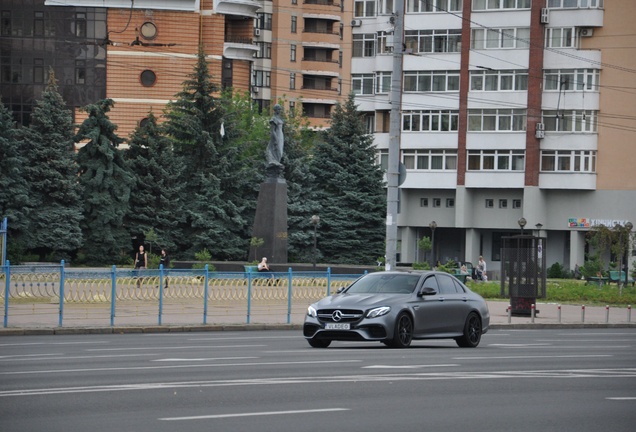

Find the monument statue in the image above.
[{"left": 266, "top": 104, "right": 285, "bottom": 178}]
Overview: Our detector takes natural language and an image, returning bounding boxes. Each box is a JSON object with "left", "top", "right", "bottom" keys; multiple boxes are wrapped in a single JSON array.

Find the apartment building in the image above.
[
  {"left": 353, "top": 0, "right": 636, "bottom": 276},
  {"left": 253, "top": 0, "right": 352, "bottom": 126}
]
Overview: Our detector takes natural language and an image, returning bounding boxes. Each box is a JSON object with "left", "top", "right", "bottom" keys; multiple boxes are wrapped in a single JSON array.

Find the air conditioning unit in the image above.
[
  {"left": 535, "top": 122, "right": 545, "bottom": 139},
  {"left": 536, "top": 122, "right": 545, "bottom": 131},
  {"left": 540, "top": 8, "right": 549, "bottom": 24},
  {"left": 253, "top": 87, "right": 259, "bottom": 93},
  {"left": 580, "top": 28, "right": 594, "bottom": 37},
  {"left": 254, "top": 28, "right": 261, "bottom": 37},
  {"left": 351, "top": 19, "right": 362, "bottom": 27}
]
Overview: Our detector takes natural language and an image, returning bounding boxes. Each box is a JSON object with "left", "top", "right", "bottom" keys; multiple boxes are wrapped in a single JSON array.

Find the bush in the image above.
[
  {"left": 412, "top": 261, "right": 431, "bottom": 270},
  {"left": 547, "top": 262, "right": 565, "bottom": 278},
  {"left": 192, "top": 248, "right": 216, "bottom": 271},
  {"left": 148, "top": 253, "right": 161, "bottom": 269}
]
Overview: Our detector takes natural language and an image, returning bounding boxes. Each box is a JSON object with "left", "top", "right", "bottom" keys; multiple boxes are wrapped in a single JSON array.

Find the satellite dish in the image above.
[{"left": 398, "top": 162, "right": 407, "bottom": 186}]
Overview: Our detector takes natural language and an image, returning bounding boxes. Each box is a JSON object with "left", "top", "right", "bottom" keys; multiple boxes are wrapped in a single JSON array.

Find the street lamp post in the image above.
[
  {"left": 518, "top": 217, "right": 527, "bottom": 236},
  {"left": 429, "top": 221, "right": 437, "bottom": 268},
  {"left": 311, "top": 215, "right": 320, "bottom": 271}
]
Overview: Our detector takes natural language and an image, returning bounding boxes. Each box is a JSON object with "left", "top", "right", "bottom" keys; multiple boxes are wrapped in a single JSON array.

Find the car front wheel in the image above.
[
  {"left": 455, "top": 312, "right": 482, "bottom": 348},
  {"left": 308, "top": 338, "right": 331, "bottom": 348},
  {"left": 389, "top": 313, "right": 413, "bottom": 348}
]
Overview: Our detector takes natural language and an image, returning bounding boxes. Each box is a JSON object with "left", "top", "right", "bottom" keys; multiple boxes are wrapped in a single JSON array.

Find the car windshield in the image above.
[{"left": 346, "top": 273, "right": 420, "bottom": 294}]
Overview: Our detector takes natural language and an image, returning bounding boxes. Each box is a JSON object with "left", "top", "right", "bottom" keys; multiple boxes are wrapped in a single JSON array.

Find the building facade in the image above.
[{"left": 353, "top": 0, "right": 636, "bottom": 277}]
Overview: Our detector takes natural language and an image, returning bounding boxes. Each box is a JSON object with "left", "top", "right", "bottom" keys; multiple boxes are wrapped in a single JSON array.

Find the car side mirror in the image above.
[
  {"left": 336, "top": 286, "right": 346, "bottom": 294},
  {"left": 417, "top": 287, "right": 437, "bottom": 297}
]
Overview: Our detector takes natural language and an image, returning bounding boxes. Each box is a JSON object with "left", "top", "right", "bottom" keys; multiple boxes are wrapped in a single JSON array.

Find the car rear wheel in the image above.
[
  {"left": 389, "top": 313, "right": 413, "bottom": 348},
  {"left": 308, "top": 339, "right": 331, "bottom": 348},
  {"left": 455, "top": 312, "right": 482, "bottom": 348}
]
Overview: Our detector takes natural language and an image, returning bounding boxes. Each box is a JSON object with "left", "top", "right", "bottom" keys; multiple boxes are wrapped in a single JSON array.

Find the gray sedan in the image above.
[{"left": 303, "top": 271, "right": 490, "bottom": 348}]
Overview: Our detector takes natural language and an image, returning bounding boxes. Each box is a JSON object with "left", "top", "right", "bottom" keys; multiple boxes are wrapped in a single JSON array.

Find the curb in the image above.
[{"left": 0, "top": 322, "right": 632, "bottom": 336}]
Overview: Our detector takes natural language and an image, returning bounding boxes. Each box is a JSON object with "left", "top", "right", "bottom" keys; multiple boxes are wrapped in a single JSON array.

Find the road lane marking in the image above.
[
  {"left": 488, "top": 344, "right": 552, "bottom": 347},
  {"left": 362, "top": 364, "right": 459, "bottom": 369},
  {"left": 454, "top": 355, "right": 612, "bottom": 360},
  {"left": 0, "top": 359, "right": 362, "bottom": 376},
  {"left": 0, "top": 353, "right": 159, "bottom": 362},
  {"left": 159, "top": 408, "right": 350, "bottom": 421},
  {"left": 489, "top": 345, "right": 630, "bottom": 349},
  {"left": 188, "top": 336, "right": 301, "bottom": 341},
  {"left": 0, "top": 341, "right": 110, "bottom": 347},
  {"left": 2, "top": 368, "right": 635, "bottom": 398},
  {"left": 606, "top": 397, "right": 636, "bottom": 400},
  {"left": 152, "top": 357, "right": 257, "bottom": 362},
  {"left": 0, "top": 353, "right": 62, "bottom": 359},
  {"left": 85, "top": 344, "right": 267, "bottom": 351}
]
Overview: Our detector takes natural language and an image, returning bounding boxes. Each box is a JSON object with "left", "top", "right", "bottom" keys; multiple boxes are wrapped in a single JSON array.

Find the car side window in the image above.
[
  {"left": 436, "top": 274, "right": 458, "bottom": 294},
  {"left": 453, "top": 278, "right": 466, "bottom": 293},
  {"left": 422, "top": 276, "right": 438, "bottom": 293}
]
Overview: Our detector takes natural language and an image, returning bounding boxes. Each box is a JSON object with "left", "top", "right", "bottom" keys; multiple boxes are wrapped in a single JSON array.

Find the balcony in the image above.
[
  {"left": 539, "top": 172, "right": 596, "bottom": 190},
  {"left": 304, "top": 0, "right": 340, "bottom": 6},
  {"left": 213, "top": 0, "right": 261, "bottom": 19},
  {"left": 223, "top": 35, "right": 258, "bottom": 61},
  {"left": 301, "top": 85, "right": 338, "bottom": 92}
]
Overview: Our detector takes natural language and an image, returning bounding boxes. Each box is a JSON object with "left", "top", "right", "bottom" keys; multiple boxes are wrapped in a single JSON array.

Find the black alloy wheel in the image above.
[
  {"left": 455, "top": 312, "right": 482, "bottom": 348},
  {"left": 390, "top": 313, "right": 413, "bottom": 348},
  {"left": 308, "top": 338, "right": 331, "bottom": 348}
]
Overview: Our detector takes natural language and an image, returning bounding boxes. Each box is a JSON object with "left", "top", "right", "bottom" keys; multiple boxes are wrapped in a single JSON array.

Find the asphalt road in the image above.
[{"left": 1, "top": 329, "right": 635, "bottom": 432}]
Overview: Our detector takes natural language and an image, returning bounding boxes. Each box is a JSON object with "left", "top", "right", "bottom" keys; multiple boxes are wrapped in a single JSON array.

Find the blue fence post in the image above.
[
  {"left": 203, "top": 264, "right": 209, "bottom": 324},
  {"left": 59, "top": 260, "right": 65, "bottom": 327},
  {"left": 247, "top": 270, "right": 252, "bottom": 324},
  {"left": 327, "top": 267, "right": 331, "bottom": 296},
  {"left": 4, "top": 260, "right": 9, "bottom": 328},
  {"left": 158, "top": 265, "right": 163, "bottom": 325},
  {"left": 364, "top": 270, "right": 368, "bottom": 275},
  {"left": 287, "top": 267, "right": 292, "bottom": 324},
  {"left": 110, "top": 265, "right": 116, "bottom": 326}
]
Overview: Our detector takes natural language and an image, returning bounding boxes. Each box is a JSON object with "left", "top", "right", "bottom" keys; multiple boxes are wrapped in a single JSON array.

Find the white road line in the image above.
[
  {"left": 606, "top": 397, "right": 636, "bottom": 400},
  {"left": 0, "top": 359, "right": 362, "bottom": 376},
  {"left": 188, "top": 336, "right": 301, "bottom": 341},
  {"left": 0, "top": 353, "right": 62, "bottom": 359},
  {"left": 0, "top": 353, "right": 158, "bottom": 362},
  {"left": 362, "top": 364, "right": 459, "bottom": 369},
  {"left": 453, "top": 355, "right": 612, "bottom": 360},
  {"left": 159, "top": 408, "right": 350, "bottom": 421},
  {"left": 534, "top": 339, "right": 635, "bottom": 342},
  {"left": 85, "top": 344, "right": 266, "bottom": 351},
  {"left": 0, "top": 341, "right": 110, "bottom": 347},
  {"left": 489, "top": 345, "right": 630, "bottom": 349},
  {"left": 489, "top": 344, "right": 552, "bottom": 347},
  {"left": 152, "top": 357, "right": 257, "bottom": 362},
  {"left": 557, "top": 333, "right": 636, "bottom": 336}
]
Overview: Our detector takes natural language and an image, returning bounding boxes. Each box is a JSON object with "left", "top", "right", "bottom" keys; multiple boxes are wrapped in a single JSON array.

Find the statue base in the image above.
[{"left": 250, "top": 178, "right": 288, "bottom": 264}]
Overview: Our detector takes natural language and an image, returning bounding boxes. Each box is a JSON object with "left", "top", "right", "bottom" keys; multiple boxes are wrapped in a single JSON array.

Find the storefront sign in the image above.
[{"left": 569, "top": 218, "right": 629, "bottom": 228}]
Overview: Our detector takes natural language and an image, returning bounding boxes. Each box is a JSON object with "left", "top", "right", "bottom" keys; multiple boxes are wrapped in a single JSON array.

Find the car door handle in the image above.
[
  {"left": 413, "top": 305, "right": 420, "bottom": 310},
  {"left": 438, "top": 297, "right": 445, "bottom": 302},
  {"left": 462, "top": 297, "right": 468, "bottom": 302}
]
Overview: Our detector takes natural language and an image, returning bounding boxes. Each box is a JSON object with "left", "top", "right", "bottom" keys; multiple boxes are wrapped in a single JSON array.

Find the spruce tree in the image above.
[
  {"left": 309, "top": 93, "right": 386, "bottom": 265},
  {"left": 20, "top": 70, "right": 83, "bottom": 258},
  {"left": 75, "top": 99, "right": 133, "bottom": 264},
  {"left": 164, "top": 46, "right": 253, "bottom": 259},
  {"left": 125, "top": 111, "right": 185, "bottom": 255},
  {"left": 0, "top": 100, "right": 32, "bottom": 253}
]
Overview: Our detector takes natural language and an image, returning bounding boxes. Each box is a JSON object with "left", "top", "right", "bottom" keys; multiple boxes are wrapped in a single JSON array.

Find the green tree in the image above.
[
  {"left": 0, "top": 100, "right": 32, "bottom": 259},
  {"left": 164, "top": 46, "right": 254, "bottom": 259},
  {"left": 309, "top": 93, "right": 386, "bottom": 265},
  {"left": 19, "top": 70, "right": 84, "bottom": 258},
  {"left": 125, "top": 111, "right": 185, "bottom": 255},
  {"left": 75, "top": 99, "right": 133, "bottom": 264}
]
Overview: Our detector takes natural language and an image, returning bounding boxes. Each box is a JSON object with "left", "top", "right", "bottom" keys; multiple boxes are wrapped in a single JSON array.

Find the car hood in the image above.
[{"left": 314, "top": 293, "right": 409, "bottom": 309}]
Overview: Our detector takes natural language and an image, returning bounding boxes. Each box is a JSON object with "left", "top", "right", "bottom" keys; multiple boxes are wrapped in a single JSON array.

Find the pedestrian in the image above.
[
  {"left": 574, "top": 264, "right": 580, "bottom": 280},
  {"left": 160, "top": 249, "right": 170, "bottom": 288},
  {"left": 478, "top": 256, "right": 487, "bottom": 281},
  {"left": 258, "top": 257, "right": 276, "bottom": 285},
  {"left": 134, "top": 245, "right": 147, "bottom": 288}
]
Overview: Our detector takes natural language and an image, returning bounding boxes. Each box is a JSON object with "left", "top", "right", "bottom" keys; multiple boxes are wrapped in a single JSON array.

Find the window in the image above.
[
  {"left": 365, "top": 114, "right": 375, "bottom": 133},
  {"left": 547, "top": 0, "right": 604, "bottom": 8},
  {"left": 433, "top": 198, "right": 441, "bottom": 208},
  {"left": 377, "top": 31, "right": 393, "bottom": 54},
  {"left": 289, "top": 101, "right": 296, "bottom": 115},
  {"left": 291, "top": 16, "right": 297, "bottom": 33},
  {"left": 446, "top": 198, "right": 455, "bottom": 208},
  {"left": 376, "top": 71, "right": 391, "bottom": 93},
  {"left": 404, "top": 30, "right": 461, "bottom": 53},
  {"left": 402, "top": 110, "right": 459, "bottom": 132},
  {"left": 512, "top": 199, "right": 521, "bottom": 209},
  {"left": 340, "top": 23, "right": 343, "bottom": 40},
  {"left": 352, "top": 74, "right": 374, "bottom": 95},
  {"left": 290, "top": 72, "right": 295, "bottom": 89},
  {"left": 402, "top": 149, "right": 458, "bottom": 170},
  {"left": 253, "top": 70, "right": 271, "bottom": 87},
  {"left": 542, "top": 110, "right": 598, "bottom": 132},
  {"left": 473, "top": 0, "right": 531, "bottom": 10},
  {"left": 471, "top": 27, "right": 530, "bottom": 49},
  {"left": 75, "top": 13, "right": 86, "bottom": 38},
  {"left": 468, "top": 109, "right": 527, "bottom": 131},
  {"left": 492, "top": 232, "right": 506, "bottom": 262},
  {"left": 33, "top": 58, "right": 44, "bottom": 84},
  {"left": 339, "top": 50, "right": 343, "bottom": 67},
  {"left": 544, "top": 69, "right": 599, "bottom": 91},
  {"left": 256, "top": 13, "right": 273, "bottom": 30},
  {"left": 545, "top": 28, "right": 575, "bottom": 48},
  {"left": 354, "top": 0, "right": 376, "bottom": 17},
  {"left": 76, "top": 60, "right": 86, "bottom": 84},
  {"left": 403, "top": 71, "right": 460, "bottom": 92},
  {"left": 485, "top": 199, "right": 494, "bottom": 208},
  {"left": 140, "top": 69, "right": 156, "bottom": 87},
  {"left": 420, "top": 198, "right": 429, "bottom": 207},
  {"left": 407, "top": 0, "right": 463, "bottom": 13},
  {"left": 467, "top": 150, "right": 525, "bottom": 170},
  {"left": 1, "top": 11, "right": 11, "bottom": 36},
  {"left": 353, "top": 34, "right": 376, "bottom": 57},
  {"left": 540, "top": 150, "right": 597, "bottom": 172},
  {"left": 34, "top": 11, "right": 44, "bottom": 36},
  {"left": 140, "top": 22, "right": 157, "bottom": 40},
  {"left": 338, "top": 78, "right": 342, "bottom": 95},
  {"left": 290, "top": 44, "right": 296, "bottom": 61},
  {"left": 499, "top": 199, "right": 507, "bottom": 209},
  {"left": 255, "top": 42, "right": 272, "bottom": 59},
  {"left": 470, "top": 70, "right": 528, "bottom": 91},
  {"left": 292, "top": 0, "right": 297, "bottom": 3},
  {"left": 378, "top": 0, "right": 396, "bottom": 14},
  {"left": 378, "top": 149, "right": 389, "bottom": 171}
]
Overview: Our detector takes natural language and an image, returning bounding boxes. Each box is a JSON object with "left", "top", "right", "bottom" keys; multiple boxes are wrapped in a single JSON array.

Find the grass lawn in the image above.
[{"left": 467, "top": 279, "right": 636, "bottom": 307}]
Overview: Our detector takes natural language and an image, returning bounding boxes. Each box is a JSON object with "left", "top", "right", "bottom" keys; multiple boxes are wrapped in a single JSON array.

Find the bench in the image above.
[
  {"left": 452, "top": 273, "right": 469, "bottom": 284},
  {"left": 608, "top": 271, "right": 635, "bottom": 286},
  {"left": 244, "top": 265, "right": 276, "bottom": 280},
  {"left": 586, "top": 276, "right": 608, "bottom": 286}
]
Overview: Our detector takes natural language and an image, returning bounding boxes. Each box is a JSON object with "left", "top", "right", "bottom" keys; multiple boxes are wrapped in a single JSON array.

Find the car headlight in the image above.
[
  {"left": 366, "top": 306, "right": 391, "bottom": 318},
  {"left": 307, "top": 305, "right": 317, "bottom": 318}
]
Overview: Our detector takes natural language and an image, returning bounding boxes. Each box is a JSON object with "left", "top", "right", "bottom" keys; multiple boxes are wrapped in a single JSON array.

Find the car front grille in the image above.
[{"left": 317, "top": 309, "right": 364, "bottom": 323}]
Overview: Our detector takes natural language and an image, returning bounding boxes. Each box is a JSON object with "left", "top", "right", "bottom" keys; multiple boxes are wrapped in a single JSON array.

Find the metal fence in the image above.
[{"left": 1, "top": 261, "right": 365, "bottom": 328}]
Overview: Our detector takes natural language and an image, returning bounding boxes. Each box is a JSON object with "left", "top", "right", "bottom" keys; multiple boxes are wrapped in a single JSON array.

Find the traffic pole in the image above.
[{"left": 581, "top": 305, "right": 585, "bottom": 323}]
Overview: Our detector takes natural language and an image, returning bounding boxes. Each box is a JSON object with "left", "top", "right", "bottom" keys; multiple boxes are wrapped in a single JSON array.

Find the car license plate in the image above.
[{"left": 325, "top": 323, "right": 350, "bottom": 330}]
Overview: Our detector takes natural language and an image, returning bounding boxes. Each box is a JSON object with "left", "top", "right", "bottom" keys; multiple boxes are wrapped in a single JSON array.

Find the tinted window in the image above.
[
  {"left": 347, "top": 273, "right": 420, "bottom": 294},
  {"left": 436, "top": 274, "right": 458, "bottom": 294},
  {"left": 452, "top": 278, "right": 466, "bottom": 293},
  {"left": 422, "top": 276, "right": 439, "bottom": 292}
]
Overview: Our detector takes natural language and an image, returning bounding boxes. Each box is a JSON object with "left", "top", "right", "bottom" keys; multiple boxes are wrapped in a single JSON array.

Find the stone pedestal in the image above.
[{"left": 250, "top": 178, "right": 288, "bottom": 263}]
